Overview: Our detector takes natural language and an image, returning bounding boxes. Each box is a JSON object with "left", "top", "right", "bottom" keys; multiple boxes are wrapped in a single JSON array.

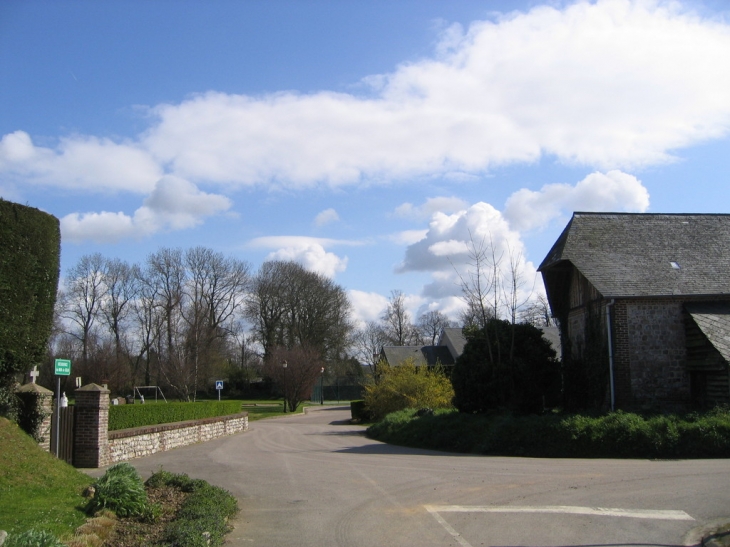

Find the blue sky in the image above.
[{"left": 2, "top": 0, "right": 730, "bottom": 326}]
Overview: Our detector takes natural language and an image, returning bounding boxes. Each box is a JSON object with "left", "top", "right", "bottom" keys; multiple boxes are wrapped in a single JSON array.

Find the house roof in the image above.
[
  {"left": 381, "top": 345, "right": 455, "bottom": 367},
  {"left": 685, "top": 301, "right": 730, "bottom": 364},
  {"left": 438, "top": 327, "right": 467, "bottom": 357},
  {"left": 538, "top": 326, "right": 561, "bottom": 356},
  {"left": 538, "top": 213, "right": 730, "bottom": 298}
]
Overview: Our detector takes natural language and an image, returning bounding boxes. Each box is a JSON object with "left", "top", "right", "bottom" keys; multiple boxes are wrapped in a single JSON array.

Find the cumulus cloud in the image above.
[
  {"left": 3, "top": 1, "right": 730, "bottom": 196},
  {"left": 248, "top": 235, "right": 363, "bottom": 278},
  {"left": 60, "top": 176, "right": 231, "bottom": 243},
  {"left": 348, "top": 290, "right": 390, "bottom": 326},
  {"left": 314, "top": 208, "right": 340, "bottom": 227},
  {"left": 0, "top": 131, "right": 161, "bottom": 192},
  {"left": 504, "top": 170, "right": 650, "bottom": 231},
  {"left": 394, "top": 197, "right": 469, "bottom": 220},
  {"left": 139, "top": 0, "right": 730, "bottom": 186}
]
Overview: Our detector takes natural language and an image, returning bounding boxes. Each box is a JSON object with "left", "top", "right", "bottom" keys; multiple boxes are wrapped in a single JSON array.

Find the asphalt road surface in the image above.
[{"left": 113, "top": 406, "right": 730, "bottom": 547}]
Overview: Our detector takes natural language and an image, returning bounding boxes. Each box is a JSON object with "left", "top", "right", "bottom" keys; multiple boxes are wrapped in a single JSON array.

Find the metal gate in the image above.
[{"left": 50, "top": 406, "right": 74, "bottom": 464}]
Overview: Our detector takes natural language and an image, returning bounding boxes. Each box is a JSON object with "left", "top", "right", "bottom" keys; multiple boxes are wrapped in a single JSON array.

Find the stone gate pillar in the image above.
[
  {"left": 15, "top": 382, "right": 54, "bottom": 452},
  {"left": 73, "top": 383, "right": 110, "bottom": 468}
]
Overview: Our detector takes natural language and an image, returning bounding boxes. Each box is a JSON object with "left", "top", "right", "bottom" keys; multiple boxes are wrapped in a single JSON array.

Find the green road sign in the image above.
[{"left": 54, "top": 359, "right": 71, "bottom": 376}]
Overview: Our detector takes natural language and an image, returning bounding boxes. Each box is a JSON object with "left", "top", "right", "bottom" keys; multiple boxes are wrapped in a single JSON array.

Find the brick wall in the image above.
[{"left": 107, "top": 412, "right": 248, "bottom": 464}]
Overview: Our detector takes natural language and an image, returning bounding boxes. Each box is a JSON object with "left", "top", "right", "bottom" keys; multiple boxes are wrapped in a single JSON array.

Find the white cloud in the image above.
[
  {"left": 266, "top": 244, "right": 348, "bottom": 278},
  {"left": 314, "top": 208, "right": 340, "bottom": 227},
  {"left": 248, "top": 235, "right": 363, "bottom": 278},
  {"left": 0, "top": 131, "right": 161, "bottom": 192},
  {"left": 394, "top": 197, "right": 469, "bottom": 220},
  {"left": 348, "top": 290, "right": 390, "bottom": 327},
  {"left": 389, "top": 229, "right": 428, "bottom": 246},
  {"left": 60, "top": 176, "right": 231, "bottom": 243},
  {"left": 4, "top": 1, "right": 730, "bottom": 197},
  {"left": 504, "top": 170, "right": 650, "bottom": 231},
  {"left": 139, "top": 0, "right": 730, "bottom": 186},
  {"left": 396, "top": 200, "right": 540, "bottom": 319}
]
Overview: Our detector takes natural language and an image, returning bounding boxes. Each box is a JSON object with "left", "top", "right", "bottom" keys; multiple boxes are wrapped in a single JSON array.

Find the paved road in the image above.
[{"left": 112, "top": 406, "right": 730, "bottom": 547}]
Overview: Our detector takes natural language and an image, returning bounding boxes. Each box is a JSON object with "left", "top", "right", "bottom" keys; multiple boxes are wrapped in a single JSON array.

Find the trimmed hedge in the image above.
[
  {"left": 0, "top": 200, "right": 60, "bottom": 389},
  {"left": 367, "top": 408, "right": 730, "bottom": 459},
  {"left": 108, "top": 401, "right": 243, "bottom": 431}
]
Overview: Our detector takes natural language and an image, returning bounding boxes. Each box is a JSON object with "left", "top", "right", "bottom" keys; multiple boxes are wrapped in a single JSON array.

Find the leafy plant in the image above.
[
  {"left": 4, "top": 529, "right": 65, "bottom": 547},
  {"left": 85, "top": 463, "right": 153, "bottom": 519},
  {"left": 146, "top": 470, "right": 238, "bottom": 547},
  {"left": 363, "top": 359, "right": 454, "bottom": 421}
]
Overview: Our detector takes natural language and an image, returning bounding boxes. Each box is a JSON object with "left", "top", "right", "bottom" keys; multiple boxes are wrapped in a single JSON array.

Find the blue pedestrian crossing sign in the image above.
[{"left": 215, "top": 380, "right": 224, "bottom": 390}]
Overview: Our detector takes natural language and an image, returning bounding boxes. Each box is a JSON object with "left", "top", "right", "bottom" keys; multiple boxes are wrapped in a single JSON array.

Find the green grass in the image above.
[
  {"left": 0, "top": 418, "right": 91, "bottom": 539},
  {"left": 367, "top": 407, "right": 730, "bottom": 459},
  {"left": 239, "top": 400, "right": 314, "bottom": 421}
]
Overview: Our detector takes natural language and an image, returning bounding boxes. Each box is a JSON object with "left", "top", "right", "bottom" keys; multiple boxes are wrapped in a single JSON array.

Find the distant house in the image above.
[
  {"left": 378, "top": 325, "right": 561, "bottom": 371},
  {"left": 538, "top": 212, "right": 730, "bottom": 410}
]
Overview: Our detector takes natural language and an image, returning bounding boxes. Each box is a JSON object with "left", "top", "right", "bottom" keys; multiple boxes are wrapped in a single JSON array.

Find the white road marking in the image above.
[
  {"left": 425, "top": 504, "right": 695, "bottom": 521},
  {"left": 425, "top": 506, "right": 474, "bottom": 547}
]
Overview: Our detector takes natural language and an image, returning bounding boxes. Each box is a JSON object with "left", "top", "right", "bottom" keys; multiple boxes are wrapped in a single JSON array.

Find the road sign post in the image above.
[
  {"left": 53, "top": 359, "right": 71, "bottom": 457},
  {"left": 215, "top": 380, "right": 223, "bottom": 401}
]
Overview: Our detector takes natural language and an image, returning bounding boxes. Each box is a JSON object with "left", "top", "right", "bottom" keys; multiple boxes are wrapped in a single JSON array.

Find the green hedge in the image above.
[
  {"left": 367, "top": 408, "right": 730, "bottom": 459},
  {"left": 0, "top": 200, "right": 60, "bottom": 383},
  {"left": 108, "top": 401, "right": 243, "bottom": 431}
]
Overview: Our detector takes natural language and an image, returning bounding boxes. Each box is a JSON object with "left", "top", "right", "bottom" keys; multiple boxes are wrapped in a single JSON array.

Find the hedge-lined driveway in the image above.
[{"left": 121, "top": 406, "right": 730, "bottom": 547}]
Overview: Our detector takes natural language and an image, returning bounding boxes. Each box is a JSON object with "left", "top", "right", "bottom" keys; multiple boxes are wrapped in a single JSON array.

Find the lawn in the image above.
[{"left": 0, "top": 418, "right": 91, "bottom": 539}]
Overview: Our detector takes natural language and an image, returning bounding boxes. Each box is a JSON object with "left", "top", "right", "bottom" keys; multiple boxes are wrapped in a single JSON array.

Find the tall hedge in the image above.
[{"left": 0, "top": 199, "right": 60, "bottom": 393}]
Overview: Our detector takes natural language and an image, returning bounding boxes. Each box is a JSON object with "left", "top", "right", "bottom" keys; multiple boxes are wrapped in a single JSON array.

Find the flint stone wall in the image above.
[{"left": 108, "top": 412, "right": 248, "bottom": 464}]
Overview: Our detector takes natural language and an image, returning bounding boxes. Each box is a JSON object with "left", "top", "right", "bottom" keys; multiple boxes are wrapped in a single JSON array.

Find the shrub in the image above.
[
  {"left": 4, "top": 529, "right": 64, "bottom": 547},
  {"left": 85, "top": 463, "right": 154, "bottom": 519},
  {"left": 367, "top": 408, "right": 730, "bottom": 459},
  {"left": 451, "top": 321, "right": 560, "bottom": 414},
  {"left": 350, "top": 400, "right": 371, "bottom": 422},
  {"left": 108, "top": 400, "right": 243, "bottom": 430},
  {"left": 363, "top": 359, "right": 454, "bottom": 421},
  {"left": 147, "top": 470, "right": 238, "bottom": 547}
]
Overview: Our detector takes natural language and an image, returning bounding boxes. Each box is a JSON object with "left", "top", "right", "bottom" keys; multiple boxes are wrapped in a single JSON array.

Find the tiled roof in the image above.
[
  {"left": 685, "top": 301, "right": 730, "bottom": 363},
  {"left": 438, "top": 327, "right": 467, "bottom": 357},
  {"left": 538, "top": 213, "right": 730, "bottom": 298}
]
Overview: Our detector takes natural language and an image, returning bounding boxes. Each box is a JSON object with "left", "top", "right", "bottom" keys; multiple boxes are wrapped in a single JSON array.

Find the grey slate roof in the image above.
[
  {"left": 438, "top": 328, "right": 467, "bottom": 358},
  {"left": 538, "top": 213, "right": 730, "bottom": 298},
  {"left": 538, "top": 326, "right": 561, "bottom": 356},
  {"left": 685, "top": 301, "right": 730, "bottom": 363},
  {"left": 381, "top": 345, "right": 455, "bottom": 367}
]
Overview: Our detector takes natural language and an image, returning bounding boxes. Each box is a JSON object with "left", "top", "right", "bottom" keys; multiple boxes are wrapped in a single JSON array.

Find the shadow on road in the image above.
[{"left": 334, "top": 442, "right": 473, "bottom": 457}]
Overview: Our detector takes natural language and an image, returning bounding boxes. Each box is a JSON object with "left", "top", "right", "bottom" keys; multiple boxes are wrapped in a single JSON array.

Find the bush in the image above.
[
  {"left": 367, "top": 408, "right": 730, "bottom": 459},
  {"left": 363, "top": 359, "right": 454, "bottom": 421},
  {"left": 350, "top": 400, "right": 371, "bottom": 422},
  {"left": 147, "top": 470, "right": 238, "bottom": 547},
  {"left": 108, "top": 400, "right": 243, "bottom": 430},
  {"left": 4, "top": 529, "right": 65, "bottom": 547},
  {"left": 85, "top": 463, "right": 154, "bottom": 519}
]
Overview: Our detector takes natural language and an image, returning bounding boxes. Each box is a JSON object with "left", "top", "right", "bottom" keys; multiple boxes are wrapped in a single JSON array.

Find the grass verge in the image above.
[
  {"left": 0, "top": 418, "right": 91, "bottom": 538},
  {"left": 367, "top": 407, "right": 730, "bottom": 458}
]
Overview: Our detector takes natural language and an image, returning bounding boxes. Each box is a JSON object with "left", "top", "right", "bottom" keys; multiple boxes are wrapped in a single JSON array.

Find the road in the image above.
[{"left": 115, "top": 406, "right": 730, "bottom": 547}]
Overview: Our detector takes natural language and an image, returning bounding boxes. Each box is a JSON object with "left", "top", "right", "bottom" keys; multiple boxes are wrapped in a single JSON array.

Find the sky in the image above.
[{"left": 1, "top": 0, "right": 730, "bottom": 328}]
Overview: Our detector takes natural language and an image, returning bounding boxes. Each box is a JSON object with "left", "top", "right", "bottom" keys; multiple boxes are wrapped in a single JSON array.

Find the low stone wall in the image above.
[{"left": 108, "top": 412, "right": 248, "bottom": 464}]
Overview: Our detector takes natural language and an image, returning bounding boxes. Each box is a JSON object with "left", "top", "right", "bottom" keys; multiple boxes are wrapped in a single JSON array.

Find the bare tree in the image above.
[
  {"left": 60, "top": 253, "right": 107, "bottom": 366},
  {"left": 351, "top": 321, "right": 389, "bottom": 375},
  {"left": 100, "top": 258, "right": 139, "bottom": 373},
  {"left": 380, "top": 290, "right": 421, "bottom": 346},
  {"left": 182, "top": 247, "right": 251, "bottom": 399},
  {"left": 145, "top": 248, "right": 188, "bottom": 399},
  {"left": 245, "top": 261, "right": 353, "bottom": 365},
  {"left": 265, "top": 345, "right": 324, "bottom": 413},
  {"left": 417, "top": 310, "right": 455, "bottom": 345}
]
